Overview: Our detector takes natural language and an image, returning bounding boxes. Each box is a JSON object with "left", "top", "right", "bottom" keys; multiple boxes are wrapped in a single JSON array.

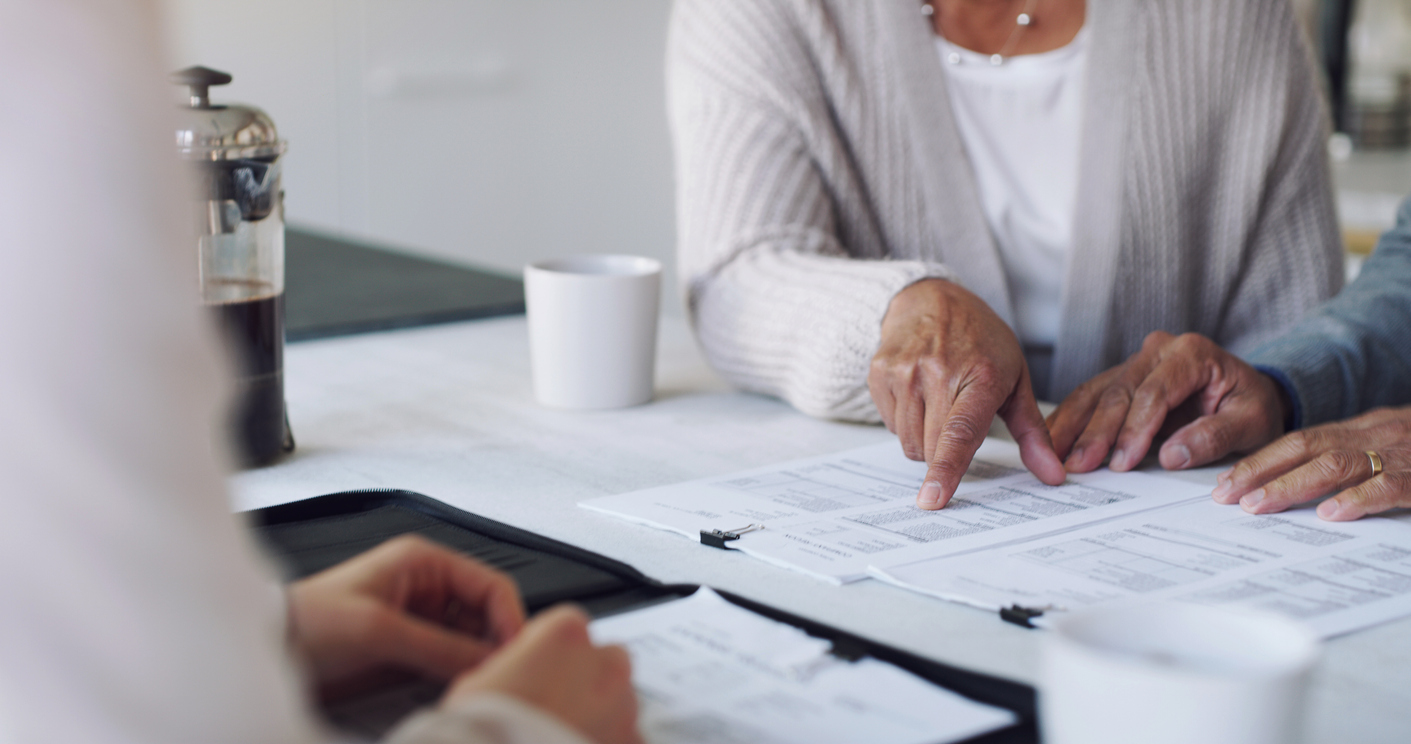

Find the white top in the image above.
[{"left": 936, "top": 28, "right": 1090, "bottom": 349}]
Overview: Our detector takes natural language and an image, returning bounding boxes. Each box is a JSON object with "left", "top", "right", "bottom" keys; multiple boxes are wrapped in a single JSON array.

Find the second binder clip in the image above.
[{"left": 701, "top": 523, "right": 764, "bottom": 549}]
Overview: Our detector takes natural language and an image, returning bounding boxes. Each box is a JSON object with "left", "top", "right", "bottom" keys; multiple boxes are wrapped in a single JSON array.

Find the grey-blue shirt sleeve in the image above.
[{"left": 1245, "top": 196, "right": 1411, "bottom": 427}]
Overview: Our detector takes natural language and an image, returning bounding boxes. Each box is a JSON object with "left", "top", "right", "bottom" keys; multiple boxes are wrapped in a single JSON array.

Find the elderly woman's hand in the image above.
[
  {"left": 868, "top": 279, "right": 1065, "bottom": 509},
  {"left": 1212, "top": 408, "right": 1411, "bottom": 520},
  {"left": 1047, "top": 331, "right": 1288, "bottom": 473}
]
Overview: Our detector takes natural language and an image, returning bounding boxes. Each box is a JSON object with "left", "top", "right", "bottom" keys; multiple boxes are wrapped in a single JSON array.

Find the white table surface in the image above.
[{"left": 234, "top": 314, "right": 1411, "bottom": 743}]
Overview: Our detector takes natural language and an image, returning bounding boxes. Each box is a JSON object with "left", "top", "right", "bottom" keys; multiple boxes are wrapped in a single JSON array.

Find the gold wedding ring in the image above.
[{"left": 1366, "top": 450, "right": 1384, "bottom": 478}]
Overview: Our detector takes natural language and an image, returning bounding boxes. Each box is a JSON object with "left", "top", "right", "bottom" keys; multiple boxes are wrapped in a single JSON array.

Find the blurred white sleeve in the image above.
[
  {"left": 0, "top": 6, "right": 608, "bottom": 744},
  {"left": 387, "top": 694, "right": 591, "bottom": 744},
  {"left": 0, "top": 2, "right": 324, "bottom": 742}
]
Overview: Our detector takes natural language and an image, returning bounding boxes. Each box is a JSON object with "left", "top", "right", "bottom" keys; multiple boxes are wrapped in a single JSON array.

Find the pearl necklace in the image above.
[{"left": 923, "top": 0, "right": 1039, "bottom": 66}]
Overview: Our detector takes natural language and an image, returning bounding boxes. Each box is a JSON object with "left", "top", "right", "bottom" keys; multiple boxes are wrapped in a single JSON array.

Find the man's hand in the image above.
[
  {"left": 287, "top": 535, "right": 525, "bottom": 696},
  {"left": 868, "top": 279, "right": 1064, "bottom": 509},
  {"left": 1212, "top": 407, "right": 1411, "bottom": 520},
  {"left": 447, "top": 605, "right": 643, "bottom": 744},
  {"left": 1048, "top": 332, "right": 1288, "bottom": 473}
]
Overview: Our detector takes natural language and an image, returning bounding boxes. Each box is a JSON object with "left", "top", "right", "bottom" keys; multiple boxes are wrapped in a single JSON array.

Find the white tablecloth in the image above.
[{"left": 233, "top": 315, "right": 1411, "bottom": 743}]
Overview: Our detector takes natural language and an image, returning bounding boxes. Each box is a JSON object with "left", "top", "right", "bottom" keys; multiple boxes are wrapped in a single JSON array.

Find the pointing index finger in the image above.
[{"left": 918, "top": 379, "right": 1009, "bottom": 509}]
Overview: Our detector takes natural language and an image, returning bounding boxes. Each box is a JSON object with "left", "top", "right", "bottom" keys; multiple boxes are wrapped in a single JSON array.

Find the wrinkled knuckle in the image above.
[
  {"left": 1388, "top": 447, "right": 1411, "bottom": 469},
  {"left": 965, "top": 358, "right": 1005, "bottom": 388},
  {"left": 1351, "top": 477, "right": 1398, "bottom": 509},
  {"left": 1129, "top": 386, "right": 1162, "bottom": 414},
  {"left": 1319, "top": 451, "right": 1362, "bottom": 482},
  {"left": 1286, "top": 429, "right": 1315, "bottom": 457},
  {"left": 1172, "top": 332, "right": 1204, "bottom": 353},
  {"left": 937, "top": 415, "right": 986, "bottom": 452},
  {"left": 1142, "top": 330, "right": 1173, "bottom": 351},
  {"left": 1386, "top": 470, "right": 1411, "bottom": 488},
  {"left": 1068, "top": 378, "right": 1100, "bottom": 404},
  {"left": 868, "top": 355, "right": 895, "bottom": 378},
  {"left": 869, "top": 355, "right": 914, "bottom": 381},
  {"left": 1187, "top": 424, "right": 1229, "bottom": 460},
  {"left": 1383, "top": 473, "right": 1411, "bottom": 505},
  {"left": 867, "top": 358, "right": 886, "bottom": 381},
  {"left": 916, "top": 356, "right": 948, "bottom": 382},
  {"left": 1097, "top": 385, "right": 1133, "bottom": 410},
  {"left": 1312, "top": 429, "right": 1347, "bottom": 456}
]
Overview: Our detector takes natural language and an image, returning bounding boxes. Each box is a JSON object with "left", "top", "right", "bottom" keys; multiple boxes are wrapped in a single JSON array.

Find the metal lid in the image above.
[{"left": 171, "top": 66, "right": 287, "bottom": 161}]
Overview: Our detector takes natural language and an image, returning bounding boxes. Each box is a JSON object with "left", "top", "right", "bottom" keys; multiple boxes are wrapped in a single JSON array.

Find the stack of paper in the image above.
[
  {"left": 589, "top": 588, "right": 1016, "bottom": 744},
  {"left": 581, "top": 439, "right": 1207, "bottom": 583},
  {"left": 875, "top": 496, "right": 1411, "bottom": 638},
  {"left": 581, "top": 439, "right": 1411, "bottom": 638}
]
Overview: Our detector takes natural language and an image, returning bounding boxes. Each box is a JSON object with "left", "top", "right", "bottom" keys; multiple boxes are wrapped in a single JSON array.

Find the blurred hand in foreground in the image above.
[
  {"left": 447, "top": 605, "right": 643, "bottom": 744},
  {"left": 869, "top": 279, "right": 1065, "bottom": 510},
  {"left": 1212, "top": 408, "right": 1411, "bottom": 520},
  {"left": 1048, "top": 332, "right": 1288, "bottom": 473},
  {"left": 287, "top": 534, "right": 525, "bottom": 696}
]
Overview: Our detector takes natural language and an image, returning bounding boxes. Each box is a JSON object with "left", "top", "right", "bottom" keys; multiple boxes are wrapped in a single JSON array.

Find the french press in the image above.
[{"left": 172, "top": 66, "right": 294, "bottom": 467}]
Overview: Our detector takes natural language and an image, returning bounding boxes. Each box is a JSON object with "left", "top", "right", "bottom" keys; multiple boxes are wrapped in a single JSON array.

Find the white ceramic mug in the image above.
[
  {"left": 1041, "top": 601, "right": 1319, "bottom": 744},
  {"left": 524, "top": 255, "right": 661, "bottom": 409}
]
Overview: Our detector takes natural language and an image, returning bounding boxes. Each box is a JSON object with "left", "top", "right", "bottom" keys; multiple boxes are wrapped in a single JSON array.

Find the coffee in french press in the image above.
[{"left": 173, "top": 66, "right": 294, "bottom": 467}]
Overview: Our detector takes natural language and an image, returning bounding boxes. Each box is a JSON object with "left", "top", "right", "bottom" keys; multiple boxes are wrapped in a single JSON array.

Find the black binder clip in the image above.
[
  {"left": 1000, "top": 604, "right": 1046, "bottom": 629},
  {"left": 700, "top": 523, "right": 763, "bottom": 549}
]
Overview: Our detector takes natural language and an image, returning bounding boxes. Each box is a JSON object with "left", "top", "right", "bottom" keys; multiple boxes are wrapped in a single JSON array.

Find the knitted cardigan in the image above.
[{"left": 668, "top": 0, "right": 1343, "bottom": 420}]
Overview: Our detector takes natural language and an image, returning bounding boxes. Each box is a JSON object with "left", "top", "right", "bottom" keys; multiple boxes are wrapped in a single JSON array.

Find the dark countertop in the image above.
[{"left": 285, "top": 227, "right": 524, "bottom": 342}]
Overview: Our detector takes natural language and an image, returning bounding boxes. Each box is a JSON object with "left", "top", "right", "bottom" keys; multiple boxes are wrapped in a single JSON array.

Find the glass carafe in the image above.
[{"left": 173, "top": 66, "right": 294, "bottom": 466}]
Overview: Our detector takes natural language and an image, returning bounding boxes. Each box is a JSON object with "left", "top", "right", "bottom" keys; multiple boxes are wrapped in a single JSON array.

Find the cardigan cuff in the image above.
[{"left": 1253, "top": 364, "right": 1303, "bottom": 431}]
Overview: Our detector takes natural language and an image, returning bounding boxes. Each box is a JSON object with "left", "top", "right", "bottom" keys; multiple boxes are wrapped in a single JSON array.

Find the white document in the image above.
[
  {"left": 589, "top": 588, "right": 1016, "bottom": 744},
  {"left": 580, "top": 439, "right": 1208, "bottom": 582},
  {"left": 874, "top": 498, "right": 1411, "bottom": 638}
]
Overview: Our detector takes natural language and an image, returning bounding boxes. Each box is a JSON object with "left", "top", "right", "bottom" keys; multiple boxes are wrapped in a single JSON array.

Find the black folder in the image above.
[{"left": 248, "top": 489, "right": 1038, "bottom": 743}]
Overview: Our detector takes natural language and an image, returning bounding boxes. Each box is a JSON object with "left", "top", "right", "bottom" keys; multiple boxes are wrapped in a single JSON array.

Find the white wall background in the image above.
[{"left": 162, "top": 0, "right": 678, "bottom": 304}]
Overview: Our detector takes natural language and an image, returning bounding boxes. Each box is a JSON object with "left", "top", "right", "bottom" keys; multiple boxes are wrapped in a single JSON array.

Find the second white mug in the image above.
[
  {"left": 1041, "top": 601, "right": 1319, "bottom": 744},
  {"left": 524, "top": 254, "right": 661, "bottom": 410}
]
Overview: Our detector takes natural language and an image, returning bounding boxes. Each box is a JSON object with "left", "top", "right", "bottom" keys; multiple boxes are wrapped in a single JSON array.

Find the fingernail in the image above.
[
  {"left": 1065, "top": 446, "right": 1085, "bottom": 470},
  {"left": 1216, "top": 471, "right": 1230, "bottom": 484},
  {"left": 1211, "top": 482, "right": 1233, "bottom": 502},
  {"left": 1168, "top": 444, "right": 1191, "bottom": 470},
  {"left": 919, "top": 481, "right": 943, "bottom": 509},
  {"left": 1317, "top": 499, "right": 1342, "bottom": 520},
  {"left": 1240, "top": 489, "right": 1265, "bottom": 511},
  {"left": 1111, "top": 448, "right": 1127, "bottom": 470}
]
